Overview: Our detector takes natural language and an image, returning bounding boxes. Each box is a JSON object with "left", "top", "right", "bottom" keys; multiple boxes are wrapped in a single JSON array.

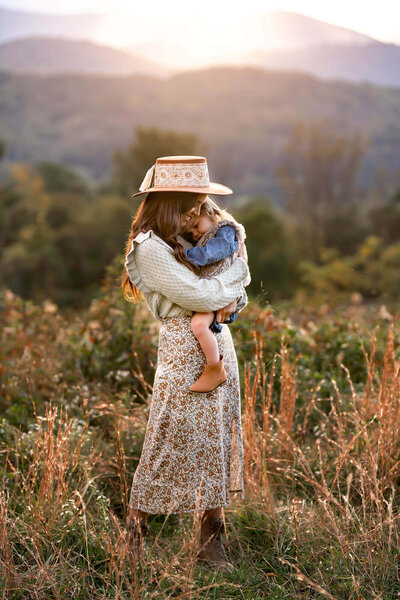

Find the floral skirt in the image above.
[{"left": 129, "top": 314, "right": 245, "bottom": 514}]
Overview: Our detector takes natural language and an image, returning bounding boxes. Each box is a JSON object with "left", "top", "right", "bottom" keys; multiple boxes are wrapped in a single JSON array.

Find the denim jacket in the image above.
[
  {"left": 184, "top": 225, "right": 238, "bottom": 267},
  {"left": 184, "top": 225, "right": 240, "bottom": 333}
]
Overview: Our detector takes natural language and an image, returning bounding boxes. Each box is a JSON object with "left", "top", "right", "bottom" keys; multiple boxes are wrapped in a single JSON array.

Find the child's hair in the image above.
[{"left": 199, "top": 196, "right": 233, "bottom": 223}]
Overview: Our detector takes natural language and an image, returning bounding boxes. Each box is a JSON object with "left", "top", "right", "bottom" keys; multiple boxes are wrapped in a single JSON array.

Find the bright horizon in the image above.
[{"left": 1, "top": 0, "right": 400, "bottom": 46}]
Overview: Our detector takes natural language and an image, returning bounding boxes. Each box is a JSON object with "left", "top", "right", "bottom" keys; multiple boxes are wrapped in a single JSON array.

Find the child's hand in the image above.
[{"left": 216, "top": 299, "right": 237, "bottom": 323}]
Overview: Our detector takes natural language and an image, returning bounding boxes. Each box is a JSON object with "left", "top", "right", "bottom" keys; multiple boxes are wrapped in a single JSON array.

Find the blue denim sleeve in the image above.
[{"left": 184, "top": 225, "right": 239, "bottom": 267}]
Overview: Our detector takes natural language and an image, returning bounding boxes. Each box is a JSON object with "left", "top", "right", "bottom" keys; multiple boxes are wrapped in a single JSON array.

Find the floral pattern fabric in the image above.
[{"left": 129, "top": 315, "right": 245, "bottom": 514}]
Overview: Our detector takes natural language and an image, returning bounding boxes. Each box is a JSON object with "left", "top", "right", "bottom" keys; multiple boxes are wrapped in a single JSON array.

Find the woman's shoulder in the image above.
[
  {"left": 131, "top": 229, "right": 174, "bottom": 254},
  {"left": 133, "top": 229, "right": 168, "bottom": 246},
  {"left": 125, "top": 230, "right": 173, "bottom": 274},
  {"left": 132, "top": 230, "right": 153, "bottom": 244}
]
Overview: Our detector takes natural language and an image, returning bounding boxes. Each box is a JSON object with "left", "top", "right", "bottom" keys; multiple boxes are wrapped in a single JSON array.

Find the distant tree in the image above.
[
  {"left": 276, "top": 120, "right": 367, "bottom": 261},
  {"left": 112, "top": 126, "right": 207, "bottom": 197},
  {"left": 233, "top": 198, "right": 300, "bottom": 302},
  {"left": 0, "top": 163, "right": 133, "bottom": 306},
  {"left": 57, "top": 194, "right": 133, "bottom": 304},
  {"left": 2, "top": 211, "right": 62, "bottom": 301},
  {"left": 0, "top": 139, "right": 6, "bottom": 162},
  {"left": 0, "top": 163, "right": 49, "bottom": 255},
  {"left": 298, "top": 234, "right": 400, "bottom": 302},
  {"left": 0, "top": 164, "right": 60, "bottom": 299},
  {"left": 366, "top": 189, "right": 400, "bottom": 244},
  {"left": 36, "top": 162, "right": 90, "bottom": 194}
]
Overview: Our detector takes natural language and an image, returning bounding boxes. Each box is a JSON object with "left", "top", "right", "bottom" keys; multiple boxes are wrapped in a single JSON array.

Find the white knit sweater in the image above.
[{"left": 125, "top": 229, "right": 250, "bottom": 321}]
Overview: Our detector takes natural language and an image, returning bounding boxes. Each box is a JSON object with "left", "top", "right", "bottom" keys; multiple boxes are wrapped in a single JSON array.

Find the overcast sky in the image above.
[{"left": 3, "top": 0, "right": 400, "bottom": 44}]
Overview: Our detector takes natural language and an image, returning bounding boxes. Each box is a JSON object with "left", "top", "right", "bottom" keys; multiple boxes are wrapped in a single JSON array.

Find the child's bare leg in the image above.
[{"left": 191, "top": 312, "right": 220, "bottom": 364}]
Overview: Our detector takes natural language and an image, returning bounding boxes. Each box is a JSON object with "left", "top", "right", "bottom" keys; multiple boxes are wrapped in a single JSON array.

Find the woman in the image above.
[{"left": 121, "top": 156, "right": 250, "bottom": 571}]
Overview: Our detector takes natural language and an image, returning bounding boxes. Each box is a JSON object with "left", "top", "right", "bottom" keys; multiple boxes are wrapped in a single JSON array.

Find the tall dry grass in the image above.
[
  {"left": 1, "top": 320, "right": 400, "bottom": 597},
  {"left": 242, "top": 322, "right": 400, "bottom": 597},
  {"left": 0, "top": 367, "right": 237, "bottom": 597}
]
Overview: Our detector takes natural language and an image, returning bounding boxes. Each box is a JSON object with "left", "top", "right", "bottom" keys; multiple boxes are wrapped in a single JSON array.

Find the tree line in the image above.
[{"left": 1, "top": 122, "right": 400, "bottom": 308}]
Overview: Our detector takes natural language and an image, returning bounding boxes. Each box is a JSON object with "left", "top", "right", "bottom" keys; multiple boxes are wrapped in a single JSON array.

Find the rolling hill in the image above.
[
  {"left": 245, "top": 42, "right": 400, "bottom": 88},
  {"left": 0, "top": 66, "right": 399, "bottom": 200},
  {"left": 0, "top": 6, "right": 103, "bottom": 44},
  {"left": 0, "top": 37, "right": 169, "bottom": 77},
  {"left": 1, "top": 6, "right": 400, "bottom": 87}
]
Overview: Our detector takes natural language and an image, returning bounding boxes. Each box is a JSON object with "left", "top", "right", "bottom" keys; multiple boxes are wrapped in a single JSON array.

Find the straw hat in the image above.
[{"left": 131, "top": 155, "right": 233, "bottom": 198}]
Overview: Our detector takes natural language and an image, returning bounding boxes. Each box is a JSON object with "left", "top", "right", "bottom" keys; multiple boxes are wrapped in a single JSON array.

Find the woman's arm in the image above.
[
  {"left": 237, "top": 239, "right": 251, "bottom": 287},
  {"left": 235, "top": 287, "right": 248, "bottom": 313},
  {"left": 184, "top": 226, "right": 238, "bottom": 267},
  {"left": 132, "top": 237, "right": 249, "bottom": 313},
  {"left": 238, "top": 239, "right": 248, "bottom": 263}
]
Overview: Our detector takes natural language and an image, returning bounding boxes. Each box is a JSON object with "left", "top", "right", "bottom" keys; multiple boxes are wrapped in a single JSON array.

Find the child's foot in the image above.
[{"left": 189, "top": 354, "right": 227, "bottom": 393}]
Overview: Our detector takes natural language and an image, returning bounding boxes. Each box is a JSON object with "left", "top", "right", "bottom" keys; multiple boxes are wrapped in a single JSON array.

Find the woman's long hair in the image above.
[{"left": 122, "top": 191, "right": 210, "bottom": 302}]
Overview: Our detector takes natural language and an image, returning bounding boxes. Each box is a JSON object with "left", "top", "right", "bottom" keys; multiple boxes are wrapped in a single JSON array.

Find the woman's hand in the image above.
[
  {"left": 216, "top": 298, "right": 237, "bottom": 323},
  {"left": 238, "top": 240, "right": 248, "bottom": 263}
]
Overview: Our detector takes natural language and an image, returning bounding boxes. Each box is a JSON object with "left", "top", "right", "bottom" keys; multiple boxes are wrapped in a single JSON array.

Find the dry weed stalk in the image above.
[
  {"left": 0, "top": 396, "right": 230, "bottom": 597},
  {"left": 242, "top": 320, "right": 400, "bottom": 591},
  {"left": 277, "top": 336, "right": 300, "bottom": 452}
]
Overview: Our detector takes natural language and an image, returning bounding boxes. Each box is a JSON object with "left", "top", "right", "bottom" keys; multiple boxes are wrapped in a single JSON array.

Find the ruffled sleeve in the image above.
[{"left": 124, "top": 230, "right": 153, "bottom": 291}]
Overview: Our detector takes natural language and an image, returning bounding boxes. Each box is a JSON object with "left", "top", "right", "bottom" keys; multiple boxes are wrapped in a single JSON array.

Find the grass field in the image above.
[{"left": 1, "top": 285, "right": 400, "bottom": 599}]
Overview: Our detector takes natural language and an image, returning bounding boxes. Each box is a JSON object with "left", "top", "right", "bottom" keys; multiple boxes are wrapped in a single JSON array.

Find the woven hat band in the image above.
[{"left": 153, "top": 162, "right": 210, "bottom": 188}]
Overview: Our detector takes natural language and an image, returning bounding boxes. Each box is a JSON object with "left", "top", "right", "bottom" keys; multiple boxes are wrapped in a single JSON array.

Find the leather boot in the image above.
[
  {"left": 196, "top": 514, "right": 234, "bottom": 572},
  {"left": 123, "top": 517, "right": 149, "bottom": 562},
  {"left": 190, "top": 354, "right": 227, "bottom": 393}
]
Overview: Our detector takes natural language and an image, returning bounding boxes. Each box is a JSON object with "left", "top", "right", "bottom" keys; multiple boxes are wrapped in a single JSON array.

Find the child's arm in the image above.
[{"left": 184, "top": 225, "right": 238, "bottom": 267}]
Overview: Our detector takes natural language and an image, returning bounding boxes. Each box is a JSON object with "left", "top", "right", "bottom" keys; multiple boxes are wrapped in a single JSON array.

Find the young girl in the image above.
[{"left": 183, "top": 197, "right": 250, "bottom": 394}]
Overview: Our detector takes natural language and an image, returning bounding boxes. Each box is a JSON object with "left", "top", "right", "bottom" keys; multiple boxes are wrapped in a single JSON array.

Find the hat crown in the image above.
[{"left": 153, "top": 156, "right": 210, "bottom": 189}]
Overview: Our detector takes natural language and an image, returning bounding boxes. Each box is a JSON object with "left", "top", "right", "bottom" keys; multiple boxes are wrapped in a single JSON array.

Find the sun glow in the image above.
[
  {"left": 4, "top": 0, "right": 400, "bottom": 47},
  {"left": 92, "top": 0, "right": 399, "bottom": 46}
]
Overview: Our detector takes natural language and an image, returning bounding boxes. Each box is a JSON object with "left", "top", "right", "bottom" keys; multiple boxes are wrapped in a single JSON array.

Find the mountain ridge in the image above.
[
  {"left": 0, "top": 37, "right": 169, "bottom": 77},
  {"left": 0, "top": 6, "right": 398, "bottom": 87},
  {"left": 243, "top": 41, "right": 400, "bottom": 88},
  {"left": 1, "top": 66, "right": 399, "bottom": 198}
]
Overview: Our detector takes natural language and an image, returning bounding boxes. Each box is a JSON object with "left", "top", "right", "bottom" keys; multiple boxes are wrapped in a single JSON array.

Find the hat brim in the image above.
[{"left": 131, "top": 181, "right": 232, "bottom": 198}]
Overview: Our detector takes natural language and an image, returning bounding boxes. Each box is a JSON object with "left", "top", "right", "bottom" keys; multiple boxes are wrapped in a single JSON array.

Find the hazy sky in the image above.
[{"left": 3, "top": 0, "right": 400, "bottom": 44}]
